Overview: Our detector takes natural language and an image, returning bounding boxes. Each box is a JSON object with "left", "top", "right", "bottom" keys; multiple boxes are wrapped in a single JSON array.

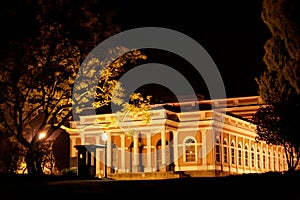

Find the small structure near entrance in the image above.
[{"left": 74, "top": 144, "right": 105, "bottom": 178}]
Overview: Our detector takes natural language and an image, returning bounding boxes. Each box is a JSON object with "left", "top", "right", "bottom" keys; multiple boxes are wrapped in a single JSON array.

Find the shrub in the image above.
[{"left": 61, "top": 168, "right": 77, "bottom": 176}]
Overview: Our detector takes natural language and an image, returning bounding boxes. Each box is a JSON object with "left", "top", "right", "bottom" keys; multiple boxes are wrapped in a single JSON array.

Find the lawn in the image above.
[{"left": 1, "top": 172, "right": 298, "bottom": 199}]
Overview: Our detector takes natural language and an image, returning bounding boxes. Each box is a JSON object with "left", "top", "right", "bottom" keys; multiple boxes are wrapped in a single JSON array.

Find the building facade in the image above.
[{"left": 66, "top": 96, "right": 288, "bottom": 179}]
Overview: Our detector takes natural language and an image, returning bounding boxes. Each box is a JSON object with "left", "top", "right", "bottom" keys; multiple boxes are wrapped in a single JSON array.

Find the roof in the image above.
[{"left": 150, "top": 95, "right": 264, "bottom": 121}]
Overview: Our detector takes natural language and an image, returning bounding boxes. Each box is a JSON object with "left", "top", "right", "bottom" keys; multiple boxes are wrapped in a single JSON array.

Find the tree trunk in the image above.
[
  {"left": 25, "top": 148, "right": 43, "bottom": 175},
  {"left": 25, "top": 149, "right": 36, "bottom": 174}
]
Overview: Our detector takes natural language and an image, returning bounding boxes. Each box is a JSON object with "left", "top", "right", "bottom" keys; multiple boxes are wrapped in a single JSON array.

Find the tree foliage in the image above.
[
  {"left": 0, "top": 136, "right": 26, "bottom": 174},
  {"left": 254, "top": 71, "right": 300, "bottom": 171},
  {"left": 252, "top": 0, "right": 300, "bottom": 172},
  {"left": 261, "top": 0, "right": 300, "bottom": 93},
  {"left": 0, "top": 0, "right": 150, "bottom": 174}
]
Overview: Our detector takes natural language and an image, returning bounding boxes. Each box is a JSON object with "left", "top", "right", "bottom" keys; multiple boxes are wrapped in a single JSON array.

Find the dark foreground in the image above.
[{"left": 1, "top": 172, "right": 299, "bottom": 199}]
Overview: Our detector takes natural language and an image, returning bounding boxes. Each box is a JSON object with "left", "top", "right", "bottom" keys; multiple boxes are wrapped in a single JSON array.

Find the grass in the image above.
[{"left": 1, "top": 172, "right": 299, "bottom": 198}]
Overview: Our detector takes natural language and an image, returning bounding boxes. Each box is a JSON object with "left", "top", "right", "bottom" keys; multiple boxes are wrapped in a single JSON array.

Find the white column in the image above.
[
  {"left": 161, "top": 128, "right": 166, "bottom": 167},
  {"left": 95, "top": 135, "right": 101, "bottom": 176},
  {"left": 106, "top": 132, "right": 112, "bottom": 170},
  {"left": 70, "top": 137, "right": 77, "bottom": 157},
  {"left": 254, "top": 142, "right": 257, "bottom": 171},
  {"left": 173, "top": 131, "right": 179, "bottom": 171},
  {"left": 242, "top": 137, "right": 245, "bottom": 172},
  {"left": 236, "top": 136, "right": 239, "bottom": 172},
  {"left": 267, "top": 146, "right": 270, "bottom": 172},
  {"left": 260, "top": 142, "right": 263, "bottom": 171},
  {"left": 133, "top": 134, "right": 139, "bottom": 172},
  {"left": 228, "top": 132, "right": 231, "bottom": 173},
  {"left": 220, "top": 131, "right": 223, "bottom": 172},
  {"left": 146, "top": 132, "right": 152, "bottom": 172},
  {"left": 202, "top": 129, "right": 207, "bottom": 167},
  {"left": 80, "top": 133, "right": 86, "bottom": 145},
  {"left": 120, "top": 134, "right": 126, "bottom": 172},
  {"left": 274, "top": 147, "right": 277, "bottom": 171}
]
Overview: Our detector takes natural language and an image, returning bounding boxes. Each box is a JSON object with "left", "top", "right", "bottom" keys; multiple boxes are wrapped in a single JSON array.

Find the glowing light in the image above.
[
  {"left": 39, "top": 132, "right": 46, "bottom": 139},
  {"left": 101, "top": 131, "right": 107, "bottom": 142}
]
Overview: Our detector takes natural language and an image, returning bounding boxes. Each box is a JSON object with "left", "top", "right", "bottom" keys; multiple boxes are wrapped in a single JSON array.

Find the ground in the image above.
[{"left": 1, "top": 172, "right": 298, "bottom": 199}]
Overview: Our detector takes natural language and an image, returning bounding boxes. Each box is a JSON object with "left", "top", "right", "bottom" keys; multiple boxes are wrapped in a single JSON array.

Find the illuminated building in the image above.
[{"left": 67, "top": 96, "right": 288, "bottom": 179}]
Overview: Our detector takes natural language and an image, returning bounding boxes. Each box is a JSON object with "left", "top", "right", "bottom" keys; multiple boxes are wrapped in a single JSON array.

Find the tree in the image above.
[
  {"left": 261, "top": 0, "right": 300, "bottom": 93},
  {"left": 0, "top": 136, "right": 26, "bottom": 174},
  {"left": 252, "top": 0, "right": 300, "bottom": 172},
  {"left": 0, "top": 0, "right": 150, "bottom": 175},
  {"left": 253, "top": 71, "right": 300, "bottom": 172}
]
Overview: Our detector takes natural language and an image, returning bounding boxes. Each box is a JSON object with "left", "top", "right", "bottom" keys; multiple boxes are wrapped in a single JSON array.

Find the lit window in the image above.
[
  {"left": 223, "top": 140, "right": 228, "bottom": 163},
  {"left": 185, "top": 138, "right": 196, "bottom": 162},
  {"left": 216, "top": 137, "right": 220, "bottom": 162},
  {"left": 268, "top": 150, "right": 271, "bottom": 170},
  {"left": 273, "top": 152, "right": 277, "bottom": 171},
  {"left": 278, "top": 152, "right": 282, "bottom": 171},
  {"left": 251, "top": 146, "right": 255, "bottom": 168},
  {"left": 257, "top": 148, "right": 261, "bottom": 168},
  {"left": 231, "top": 141, "right": 235, "bottom": 165},
  {"left": 282, "top": 152, "right": 286, "bottom": 171},
  {"left": 262, "top": 150, "right": 266, "bottom": 169},
  {"left": 238, "top": 144, "right": 242, "bottom": 166},
  {"left": 245, "top": 145, "right": 249, "bottom": 166}
]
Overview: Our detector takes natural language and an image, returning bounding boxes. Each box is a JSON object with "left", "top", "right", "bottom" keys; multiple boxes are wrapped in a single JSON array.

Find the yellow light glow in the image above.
[{"left": 39, "top": 132, "right": 46, "bottom": 139}]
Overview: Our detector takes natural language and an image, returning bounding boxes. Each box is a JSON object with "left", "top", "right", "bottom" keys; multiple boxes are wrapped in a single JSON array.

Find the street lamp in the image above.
[
  {"left": 38, "top": 132, "right": 46, "bottom": 140},
  {"left": 101, "top": 131, "right": 108, "bottom": 178}
]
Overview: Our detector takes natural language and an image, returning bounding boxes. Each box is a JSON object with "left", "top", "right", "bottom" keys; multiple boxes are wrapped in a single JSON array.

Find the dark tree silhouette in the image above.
[
  {"left": 252, "top": 0, "right": 300, "bottom": 172},
  {"left": 0, "top": 0, "right": 149, "bottom": 175},
  {"left": 261, "top": 0, "right": 300, "bottom": 93}
]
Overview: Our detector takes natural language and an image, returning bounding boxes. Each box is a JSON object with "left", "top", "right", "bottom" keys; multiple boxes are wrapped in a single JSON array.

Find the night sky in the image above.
[
  {"left": 0, "top": 0, "right": 270, "bottom": 99},
  {"left": 109, "top": 0, "right": 271, "bottom": 99}
]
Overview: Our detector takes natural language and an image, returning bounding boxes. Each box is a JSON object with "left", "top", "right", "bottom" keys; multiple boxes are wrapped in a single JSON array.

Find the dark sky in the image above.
[
  {"left": 0, "top": 0, "right": 270, "bottom": 99},
  {"left": 109, "top": 0, "right": 271, "bottom": 98}
]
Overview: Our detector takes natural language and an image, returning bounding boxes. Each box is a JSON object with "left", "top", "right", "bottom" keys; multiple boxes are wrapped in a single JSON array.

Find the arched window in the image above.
[
  {"left": 238, "top": 143, "right": 242, "bottom": 166},
  {"left": 273, "top": 152, "right": 277, "bottom": 171},
  {"left": 223, "top": 139, "right": 228, "bottom": 163},
  {"left": 231, "top": 141, "right": 235, "bottom": 165},
  {"left": 244, "top": 144, "right": 249, "bottom": 167},
  {"left": 251, "top": 146, "right": 255, "bottom": 168},
  {"left": 215, "top": 137, "right": 221, "bottom": 162},
  {"left": 262, "top": 149, "right": 266, "bottom": 169},
  {"left": 185, "top": 138, "right": 196, "bottom": 162},
  {"left": 257, "top": 148, "right": 261, "bottom": 169},
  {"left": 278, "top": 151, "right": 282, "bottom": 171},
  {"left": 282, "top": 150, "right": 286, "bottom": 171},
  {"left": 268, "top": 150, "right": 272, "bottom": 170},
  {"left": 281, "top": 149, "right": 285, "bottom": 171}
]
